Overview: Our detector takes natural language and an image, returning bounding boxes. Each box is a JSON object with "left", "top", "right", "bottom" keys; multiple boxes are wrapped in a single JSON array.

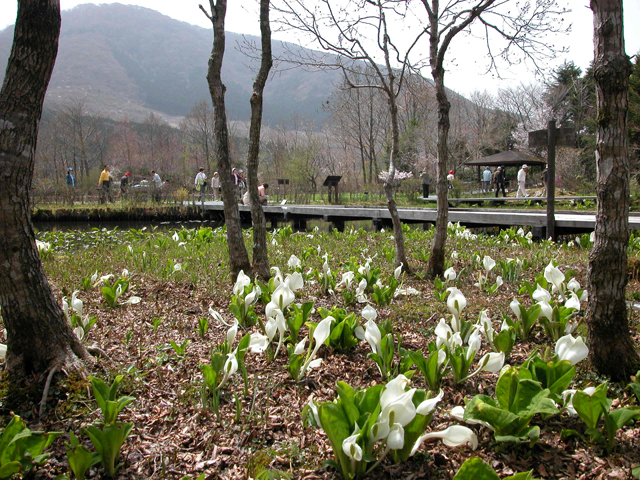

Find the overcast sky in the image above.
[{"left": 1, "top": 1, "right": 639, "bottom": 96}]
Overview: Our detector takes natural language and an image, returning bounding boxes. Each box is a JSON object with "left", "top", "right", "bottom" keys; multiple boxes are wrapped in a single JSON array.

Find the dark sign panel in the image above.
[
  {"left": 528, "top": 127, "right": 576, "bottom": 148},
  {"left": 323, "top": 175, "right": 342, "bottom": 187}
]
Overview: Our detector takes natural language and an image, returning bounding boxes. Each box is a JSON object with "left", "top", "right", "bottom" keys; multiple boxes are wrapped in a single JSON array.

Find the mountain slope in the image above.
[{"left": 0, "top": 3, "right": 338, "bottom": 125}]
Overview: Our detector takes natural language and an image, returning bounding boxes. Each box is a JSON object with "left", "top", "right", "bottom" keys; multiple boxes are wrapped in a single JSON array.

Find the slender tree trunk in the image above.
[
  {"left": 586, "top": 0, "right": 640, "bottom": 381},
  {"left": 356, "top": 93, "right": 367, "bottom": 184},
  {"left": 384, "top": 95, "right": 410, "bottom": 272},
  {"left": 359, "top": 138, "right": 367, "bottom": 184},
  {"left": 246, "top": 0, "right": 272, "bottom": 280},
  {"left": 0, "top": 0, "right": 90, "bottom": 381},
  {"left": 428, "top": 68, "right": 450, "bottom": 277},
  {"left": 368, "top": 100, "right": 376, "bottom": 183},
  {"left": 204, "top": 0, "right": 251, "bottom": 279}
]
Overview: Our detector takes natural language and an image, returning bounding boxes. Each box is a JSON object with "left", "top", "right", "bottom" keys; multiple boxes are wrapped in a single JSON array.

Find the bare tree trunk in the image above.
[
  {"left": 586, "top": 0, "right": 640, "bottom": 381},
  {"left": 0, "top": 0, "right": 90, "bottom": 382},
  {"left": 247, "top": 0, "right": 272, "bottom": 280},
  {"left": 385, "top": 93, "right": 410, "bottom": 272},
  {"left": 368, "top": 97, "right": 376, "bottom": 185},
  {"left": 428, "top": 68, "right": 450, "bottom": 277},
  {"left": 203, "top": 0, "right": 252, "bottom": 279}
]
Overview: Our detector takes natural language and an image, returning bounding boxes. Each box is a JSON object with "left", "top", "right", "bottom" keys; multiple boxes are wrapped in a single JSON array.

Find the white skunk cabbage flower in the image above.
[
  {"left": 342, "top": 430, "right": 363, "bottom": 461},
  {"left": 510, "top": 298, "right": 521, "bottom": 321},
  {"left": 544, "top": 261, "right": 566, "bottom": 298},
  {"left": 411, "top": 425, "right": 478, "bottom": 456},
  {"left": 287, "top": 255, "right": 301, "bottom": 269},
  {"left": 233, "top": 270, "right": 252, "bottom": 296},
  {"left": 444, "top": 267, "right": 456, "bottom": 283},
  {"left": 361, "top": 305, "right": 377, "bottom": 322},
  {"left": 532, "top": 284, "right": 552, "bottom": 303},
  {"left": 555, "top": 334, "right": 589, "bottom": 366},
  {"left": 482, "top": 255, "right": 496, "bottom": 273}
]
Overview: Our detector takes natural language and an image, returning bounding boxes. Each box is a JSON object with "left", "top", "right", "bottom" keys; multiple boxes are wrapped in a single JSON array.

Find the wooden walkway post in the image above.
[{"left": 547, "top": 119, "right": 556, "bottom": 241}]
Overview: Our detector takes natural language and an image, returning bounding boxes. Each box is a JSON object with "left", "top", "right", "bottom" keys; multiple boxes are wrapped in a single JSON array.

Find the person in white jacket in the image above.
[
  {"left": 517, "top": 164, "right": 529, "bottom": 198},
  {"left": 210, "top": 171, "right": 220, "bottom": 201},
  {"left": 194, "top": 168, "right": 207, "bottom": 203}
]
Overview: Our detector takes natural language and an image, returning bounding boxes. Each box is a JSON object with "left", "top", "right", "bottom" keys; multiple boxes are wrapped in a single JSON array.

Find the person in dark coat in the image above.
[
  {"left": 420, "top": 170, "right": 431, "bottom": 198},
  {"left": 119, "top": 172, "right": 131, "bottom": 198},
  {"left": 494, "top": 166, "right": 507, "bottom": 198}
]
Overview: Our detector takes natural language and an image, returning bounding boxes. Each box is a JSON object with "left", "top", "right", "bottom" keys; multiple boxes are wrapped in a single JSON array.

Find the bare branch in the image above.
[{"left": 198, "top": 3, "right": 213, "bottom": 23}]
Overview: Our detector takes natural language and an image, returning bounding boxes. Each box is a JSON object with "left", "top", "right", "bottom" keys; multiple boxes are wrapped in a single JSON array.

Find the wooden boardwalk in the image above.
[
  {"left": 420, "top": 195, "right": 597, "bottom": 207},
  {"left": 192, "top": 201, "right": 640, "bottom": 236}
]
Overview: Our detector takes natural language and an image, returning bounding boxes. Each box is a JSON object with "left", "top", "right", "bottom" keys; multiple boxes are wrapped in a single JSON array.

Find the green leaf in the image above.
[
  {"left": 392, "top": 413, "right": 432, "bottom": 463},
  {"left": 493, "top": 328, "right": 515, "bottom": 356},
  {"left": 0, "top": 415, "right": 27, "bottom": 465},
  {"left": 318, "top": 402, "right": 354, "bottom": 480},
  {"left": 514, "top": 381, "right": 558, "bottom": 418},
  {"left": 86, "top": 422, "right": 134, "bottom": 477},
  {"left": 336, "top": 382, "right": 360, "bottom": 427},
  {"left": 560, "top": 429, "right": 585, "bottom": 441},
  {"left": 546, "top": 364, "right": 576, "bottom": 398},
  {"left": 13, "top": 430, "right": 62, "bottom": 469},
  {"left": 355, "top": 384, "right": 383, "bottom": 415},
  {"left": 0, "top": 462, "right": 22, "bottom": 479},
  {"left": 465, "top": 396, "right": 520, "bottom": 433},
  {"left": 495, "top": 367, "right": 519, "bottom": 412},
  {"left": 608, "top": 406, "right": 640, "bottom": 431},
  {"left": 285, "top": 353, "right": 304, "bottom": 381},
  {"left": 494, "top": 425, "right": 539, "bottom": 446},
  {"left": 453, "top": 457, "right": 500, "bottom": 480},
  {"left": 66, "top": 431, "right": 102, "bottom": 480},
  {"left": 573, "top": 387, "right": 608, "bottom": 430},
  {"left": 628, "top": 381, "right": 640, "bottom": 404}
]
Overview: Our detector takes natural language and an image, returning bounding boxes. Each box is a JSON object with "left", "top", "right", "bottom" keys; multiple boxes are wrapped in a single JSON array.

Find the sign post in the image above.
[
  {"left": 546, "top": 120, "right": 557, "bottom": 240},
  {"left": 528, "top": 123, "right": 575, "bottom": 240},
  {"left": 323, "top": 176, "right": 342, "bottom": 204}
]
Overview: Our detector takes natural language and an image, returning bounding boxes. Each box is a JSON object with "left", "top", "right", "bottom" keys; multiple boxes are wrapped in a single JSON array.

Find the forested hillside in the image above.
[{"left": 0, "top": 3, "right": 338, "bottom": 125}]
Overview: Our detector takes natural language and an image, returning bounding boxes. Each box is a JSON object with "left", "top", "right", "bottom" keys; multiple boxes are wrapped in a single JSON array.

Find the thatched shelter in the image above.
[
  {"left": 465, "top": 150, "right": 545, "bottom": 187},
  {"left": 466, "top": 150, "right": 545, "bottom": 167}
]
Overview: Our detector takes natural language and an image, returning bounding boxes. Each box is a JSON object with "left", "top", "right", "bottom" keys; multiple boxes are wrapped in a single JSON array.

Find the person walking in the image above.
[
  {"left": 541, "top": 166, "right": 549, "bottom": 196},
  {"left": 98, "top": 165, "right": 113, "bottom": 204},
  {"left": 211, "top": 171, "right": 220, "bottom": 201},
  {"left": 66, "top": 167, "right": 76, "bottom": 204},
  {"left": 420, "top": 170, "right": 431, "bottom": 198},
  {"left": 447, "top": 170, "right": 455, "bottom": 189},
  {"left": 516, "top": 164, "right": 529, "bottom": 198},
  {"left": 494, "top": 166, "right": 507, "bottom": 198},
  {"left": 66, "top": 167, "right": 76, "bottom": 187},
  {"left": 258, "top": 183, "right": 269, "bottom": 205},
  {"left": 119, "top": 172, "right": 130, "bottom": 198},
  {"left": 482, "top": 166, "right": 492, "bottom": 193},
  {"left": 195, "top": 167, "right": 207, "bottom": 203},
  {"left": 151, "top": 170, "right": 162, "bottom": 202},
  {"left": 232, "top": 167, "right": 244, "bottom": 202}
]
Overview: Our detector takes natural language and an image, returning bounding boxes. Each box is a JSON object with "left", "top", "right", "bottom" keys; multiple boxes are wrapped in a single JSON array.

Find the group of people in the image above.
[
  {"left": 92, "top": 165, "right": 164, "bottom": 203},
  {"left": 483, "top": 165, "right": 524, "bottom": 198},
  {"left": 481, "top": 164, "right": 548, "bottom": 198},
  {"left": 242, "top": 183, "right": 269, "bottom": 206},
  {"left": 193, "top": 167, "right": 268, "bottom": 205},
  {"left": 418, "top": 170, "right": 455, "bottom": 198}
]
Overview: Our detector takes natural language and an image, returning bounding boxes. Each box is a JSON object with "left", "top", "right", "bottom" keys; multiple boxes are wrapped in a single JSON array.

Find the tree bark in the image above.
[
  {"left": 204, "top": 0, "right": 252, "bottom": 279},
  {"left": 420, "top": 0, "right": 495, "bottom": 277},
  {"left": 586, "top": 0, "right": 640, "bottom": 381},
  {"left": 380, "top": 27, "right": 409, "bottom": 272},
  {"left": 246, "top": 0, "right": 272, "bottom": 280},
  {"left": 384, "top": 93, "right": 410, "bottom": 272},
  {"left": 0, "top": 0, "right": 90, "bottom": 381},
  {"left": 427, "top": 65, "right": 450, "bottom": 277}
]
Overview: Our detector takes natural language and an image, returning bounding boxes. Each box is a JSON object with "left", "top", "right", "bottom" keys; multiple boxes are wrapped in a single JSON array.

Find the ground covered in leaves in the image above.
[{"left": 4, "top": 223, "right": 640, "bottom": 479}]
